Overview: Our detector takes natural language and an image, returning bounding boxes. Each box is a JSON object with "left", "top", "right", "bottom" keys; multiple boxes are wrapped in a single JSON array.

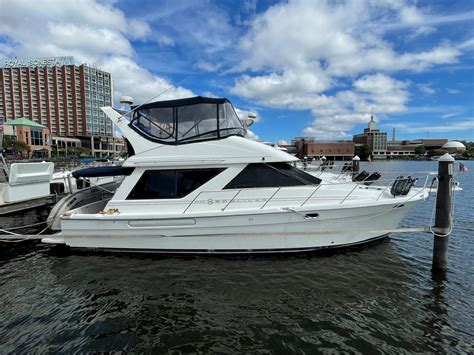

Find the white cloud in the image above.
[
  {"left": 99, "top": 56, "right": 193, "bottom": 104},
  {"left": 128, "top": 19, "right": 152, "bottom": 40},
  {"left": 442, "top": 112, "right": 461, "bottom": 119},
  {"left": 416, "top": 83, "right": 436, "bottom": 96},
  {"left": 235, "top": 108, "right": 261, "bottom": 123},
  {"left": 234, "top": 1, "right": 461, "bottom": 76},
  {"left": 390, "top": 119, "right": 474, "bottom": 133},
  {"left": 155, "top": 34, "right": 175, "bottom": 47},
  {"left": 0, "top": 0, "right": 193, "bottom": 105},
  {"left": 196, "top": 61, "right": 221, "bottom": 72},
  {"left": 447, "top": 88, "right": 461, "bottom": 94},
  {"left": 231, "top": 68, "right": 331, "bottom": 110},
  {"left": 303, "top": 74, "right": 410, "bottom": 139},
  {"left": 245, "top": 129, "right": 260, "bottom": 141},
  {"left": 230, "top": 0, "right": 466, "bottom": 138},
  {"left": 406, "top": 26, "right": 436, "bottom": 40}
]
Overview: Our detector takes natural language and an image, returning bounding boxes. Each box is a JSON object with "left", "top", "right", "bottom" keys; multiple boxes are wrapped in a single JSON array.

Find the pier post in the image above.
[
  {"left": 352, "top": 155, "right": 360, "bottom": 178},
  {"left": 432, "top": 153, "right": 454, "bottom": 271}
]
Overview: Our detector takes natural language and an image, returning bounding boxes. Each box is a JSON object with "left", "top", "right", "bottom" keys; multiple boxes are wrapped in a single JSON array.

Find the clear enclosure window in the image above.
[
  {"left": 133, "top": 107, "right": 174, "bottom": 142},
  {"left": 131, "top": 100, "right": 246, "bottom": 144},
  {"left": 177, "top": 104, "right": 218, "bottom": 141}
]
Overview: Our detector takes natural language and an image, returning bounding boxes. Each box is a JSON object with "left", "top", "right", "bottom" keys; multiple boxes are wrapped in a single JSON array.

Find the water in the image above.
[{"left": 1, "top": 161, "right": 473, "bottom": 353}]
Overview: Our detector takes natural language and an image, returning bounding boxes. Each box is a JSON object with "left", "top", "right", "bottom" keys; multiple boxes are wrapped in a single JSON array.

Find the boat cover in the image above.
[{"left": 72, "top": 166, "right": 134, "bottom": 178}]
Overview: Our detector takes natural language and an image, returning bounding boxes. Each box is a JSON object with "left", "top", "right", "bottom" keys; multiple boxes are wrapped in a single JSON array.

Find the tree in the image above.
[
  {"left": 67, "top": 146, "right": 91, "bottom": 157},
  {"left": 414, "top": 145, "right": 426, "bottom": 155},
  {"left": 462, "top": 147, "right": 474, "bottom": 157},
  {"left": 14, "top": 141, "right": 31, "bottom": 157},
  {"left": 431, "top": 148, "right": 447, "bottom": 157},
  {"left": 2, "top": 135, "right": 14, "bottom": 151},
  {"left": 355, "top": 144, "right": 372, "bottom": 161}
]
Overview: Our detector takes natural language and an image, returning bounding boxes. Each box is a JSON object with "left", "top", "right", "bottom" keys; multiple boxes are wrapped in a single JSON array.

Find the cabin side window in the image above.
[
  {"left": 224, "top": 163, "right": 321, "bottom": 189},
  {"left": 127, "top": 168, "right": 225, "bottom": 200}
]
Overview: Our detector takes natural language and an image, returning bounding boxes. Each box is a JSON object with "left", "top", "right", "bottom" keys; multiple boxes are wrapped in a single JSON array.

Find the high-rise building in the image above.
[{"left": 0, "top": 56, "right": 114, "bottom": 139}]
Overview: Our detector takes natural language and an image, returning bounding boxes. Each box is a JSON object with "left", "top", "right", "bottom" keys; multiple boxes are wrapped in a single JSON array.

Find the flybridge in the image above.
[
  {"left": 2, "top": 56, "right": 75, "bottom": 68},
  {"left": 129, "top": 96, "right": 247, "bottom": 145}
]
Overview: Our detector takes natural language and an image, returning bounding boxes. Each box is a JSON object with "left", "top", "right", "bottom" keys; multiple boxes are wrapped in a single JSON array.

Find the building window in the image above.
[
  {"left": 224, "top": 163, "right": 321, "bottom": 189},
  {"left": 127, "top": 168, "right": 225, "bottom": 200}
]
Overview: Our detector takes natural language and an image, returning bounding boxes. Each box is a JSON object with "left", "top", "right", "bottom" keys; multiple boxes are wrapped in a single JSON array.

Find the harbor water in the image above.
[{"left": 0, "top": 161, "right": 472, "bottom": 353}]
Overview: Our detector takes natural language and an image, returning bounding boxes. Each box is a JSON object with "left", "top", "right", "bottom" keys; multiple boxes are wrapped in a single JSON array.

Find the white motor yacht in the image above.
[{"left": 43, "top": 97, "right": 429, "bottom": 254}]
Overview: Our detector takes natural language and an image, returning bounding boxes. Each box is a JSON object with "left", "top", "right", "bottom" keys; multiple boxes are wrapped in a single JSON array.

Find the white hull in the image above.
[{"left": 44, "top": 199, "right": 419, "bottom": 253}]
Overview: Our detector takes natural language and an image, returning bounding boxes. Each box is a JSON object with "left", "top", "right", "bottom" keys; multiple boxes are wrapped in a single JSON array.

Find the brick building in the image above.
[
  {"left": 291, "top": 137, "right": 355, "bottom": 160},
  {"left": 0, "top": 56, "right": 123, "bottom": 156}
]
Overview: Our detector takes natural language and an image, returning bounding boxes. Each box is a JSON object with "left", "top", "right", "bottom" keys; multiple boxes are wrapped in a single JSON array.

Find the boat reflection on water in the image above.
[{"left": 0, "top": 239, "right": 455, "bottom": 353}]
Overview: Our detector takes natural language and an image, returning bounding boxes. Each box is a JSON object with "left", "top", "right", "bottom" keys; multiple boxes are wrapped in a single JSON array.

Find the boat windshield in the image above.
[{"left": 130, "top": 96, "right": 246, "bottom": 144}]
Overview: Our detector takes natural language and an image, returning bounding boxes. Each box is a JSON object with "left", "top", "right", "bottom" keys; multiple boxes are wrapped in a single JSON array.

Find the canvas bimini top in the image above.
[{"left": 129, "top": 96, "right": 246, "bottom": 145}]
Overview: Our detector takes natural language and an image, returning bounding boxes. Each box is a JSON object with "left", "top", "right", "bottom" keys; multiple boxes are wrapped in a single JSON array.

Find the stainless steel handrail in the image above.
[
  {"left": 221, "top": 190, "right": 241, "bottom": 211},
  {"left": 260, "top": 187, "right": 281, "bottom": 209},
  {"left": 180, "top": 172, "right": 431, "bottom": 212}
]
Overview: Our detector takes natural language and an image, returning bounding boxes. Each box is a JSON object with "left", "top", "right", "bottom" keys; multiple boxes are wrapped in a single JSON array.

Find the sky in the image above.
[{"left": 0, "top": 0, "right": 473, "bottom": 143}]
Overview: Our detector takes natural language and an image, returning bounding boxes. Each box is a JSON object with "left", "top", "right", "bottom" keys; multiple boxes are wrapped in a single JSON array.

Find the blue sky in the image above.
[{"left": 0, "top": 0, "right": 473, "bottom": 143}]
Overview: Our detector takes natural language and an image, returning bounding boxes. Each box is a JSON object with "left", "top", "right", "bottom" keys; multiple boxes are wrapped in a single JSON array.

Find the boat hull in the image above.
[{"left": 45, "top": 199, "right": 421, "bottom": 254}]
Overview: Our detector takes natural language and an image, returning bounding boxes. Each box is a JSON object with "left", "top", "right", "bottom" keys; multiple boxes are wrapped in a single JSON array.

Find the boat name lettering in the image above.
[{"left": 195, "top": 198, "right": 269, "bottom": 205}]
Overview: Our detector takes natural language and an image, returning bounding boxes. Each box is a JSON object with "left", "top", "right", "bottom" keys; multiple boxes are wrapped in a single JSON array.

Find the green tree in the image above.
[
  {"left": 414, "top": 145, "right": 426, "bottom": 155},
  {"left": 68, "top": 146, "right": 92, "bottom": 157},
  {"left": 14, "top": 141, "right": 31, "bottom": 157},
  {"left": 2, "top": 135, "right": 14, "bottom": 151},
  {"left": 431, "top": 148, "right": 447, "bottom": 157},
  {"left": 355, "top": 144, "right": 372, "bottom": 160},
  {"left": 462, "top": 147, "right": 474, "bottom": 157}
]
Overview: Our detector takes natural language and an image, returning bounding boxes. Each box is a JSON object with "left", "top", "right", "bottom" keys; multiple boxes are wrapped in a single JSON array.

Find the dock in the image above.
[{"left": 0, "top": 194, "right": 62, "bottom": 234}]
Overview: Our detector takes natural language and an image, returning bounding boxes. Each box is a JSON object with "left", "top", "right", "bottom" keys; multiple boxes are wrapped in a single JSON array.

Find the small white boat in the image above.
[
  {"left": 0, "top": 156, "right": 54, "bottom": 205},
  {"left": 43, "top": 97, "right": 429, "bottom": 254}
]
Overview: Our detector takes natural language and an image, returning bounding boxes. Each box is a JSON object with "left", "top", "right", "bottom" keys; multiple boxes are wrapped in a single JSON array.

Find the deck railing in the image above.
[{"left": 182, "top": 171, "right": 437, "bottom": 213}]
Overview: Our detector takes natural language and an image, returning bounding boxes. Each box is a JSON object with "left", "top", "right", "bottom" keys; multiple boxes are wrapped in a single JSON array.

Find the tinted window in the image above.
[
  {"left": 224, "top": 163, "right": 321, "bottom": 189},
  {"left": 127, "top": 168, "right": 225, "bottom": 200}
]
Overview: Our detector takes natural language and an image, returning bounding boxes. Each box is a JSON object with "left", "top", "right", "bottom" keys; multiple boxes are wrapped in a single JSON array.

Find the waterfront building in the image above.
[
  {"left": 353, "top": 114, "right": 387, "bottom": 158},
  {"left": 385, "top": 139, "right": 449, "bottom": 157},
  {"left": 3, "top": 117, "right": 51, "bottom": 158},
  {"left": 0, "top": 56, "right": 123, "bottom": 156},
  {"left": 291, "top": 137, "right": 355, "bottom": 160}
]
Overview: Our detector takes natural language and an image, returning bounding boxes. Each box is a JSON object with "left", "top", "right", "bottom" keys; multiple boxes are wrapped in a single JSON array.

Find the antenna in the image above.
[{"left": 115, "top": 77, "right": 189, "bottom": 122}]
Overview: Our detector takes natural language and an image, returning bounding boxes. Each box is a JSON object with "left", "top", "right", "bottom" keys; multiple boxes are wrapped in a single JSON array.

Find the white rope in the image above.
[
  {"left": 0, "top": 220, "right": 47, "bottom": 231},
  {"left": 0, "top": 228, "right": 21, "bottom": 236}
]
